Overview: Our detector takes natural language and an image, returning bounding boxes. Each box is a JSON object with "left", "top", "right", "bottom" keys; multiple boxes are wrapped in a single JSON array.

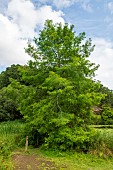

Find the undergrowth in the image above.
[
  {"left": 1, "top": 120, "right": 113, "bottom": 169},
  {"left": 0, "top": 120, "right": 24, "bottom": 169}
]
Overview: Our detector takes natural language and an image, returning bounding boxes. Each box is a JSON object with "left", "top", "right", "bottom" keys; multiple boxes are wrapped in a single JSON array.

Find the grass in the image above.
[
  {"left": 38, "top": 128, "right": 113, "bottom": 169},
  {"left": 0, "top": 120, "right": 24, "bottom": 170},
  {"left": 0, "top": 120, "right": 24, "bottom": 135},
  {"left": 14, "top": 147, "right": 113, "bottom": 170},
  {"left": 94, "top": 128, "right": 113, "bottom": 154},
  {"left": 90, "top": 125, "right": 113, "bottom": 128},
  {"left": 1, "top": 120, "right": 113, "bottom": 169}
]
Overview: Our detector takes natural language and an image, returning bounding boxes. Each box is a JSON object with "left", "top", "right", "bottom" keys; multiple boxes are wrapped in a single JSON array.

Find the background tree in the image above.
[
  {"left": 0, "top": 64, "right": 25, "bottom": 121},
  {"left": 15, "top": 20, "right": 104, "bottom": 150},
  {"left": 99, "top": 84, "right": 113, "bottom": 108},
  {"left": 0, "top": 64, "right": 22, "bottom": 89},
  {"left": 0, "top": 82, "right": 22, "bottom": 121},
  {"left": 91, "top": 83, "right": 113, "bottom": 125}
]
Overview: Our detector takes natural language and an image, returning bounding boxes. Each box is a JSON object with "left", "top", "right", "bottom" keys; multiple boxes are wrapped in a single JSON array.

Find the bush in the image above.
[{"left": 101, "top": 105, "right": 113, "bottom": 125}]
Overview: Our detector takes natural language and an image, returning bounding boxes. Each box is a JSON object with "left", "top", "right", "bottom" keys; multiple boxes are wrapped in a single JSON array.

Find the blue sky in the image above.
[{"left": 0, "top": 0, "right": 113, "bottom": 89}]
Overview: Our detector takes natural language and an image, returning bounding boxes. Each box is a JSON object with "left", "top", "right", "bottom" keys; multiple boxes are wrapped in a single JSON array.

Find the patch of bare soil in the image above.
[{"left": 13, "top": 154, "right": 67, "bottom": 170}]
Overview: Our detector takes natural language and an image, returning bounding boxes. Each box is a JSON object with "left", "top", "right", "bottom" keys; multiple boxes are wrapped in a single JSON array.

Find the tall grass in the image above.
[
  {"left": 0, "top": 120, "right": 24, "bottom": 135},
  {"left": 90, "top": 128, "right": 113, "bottom": 157},
  {"left": 96, "top": 128, "right": 113, "bottom": 149},
  {"left": 0, "top": 120, "right": 24, "bottom": 169}
]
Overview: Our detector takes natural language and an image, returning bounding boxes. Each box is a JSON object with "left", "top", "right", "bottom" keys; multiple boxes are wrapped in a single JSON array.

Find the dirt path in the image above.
[{"left": 13, "top": 154, "right": 67, "bottom": 170}]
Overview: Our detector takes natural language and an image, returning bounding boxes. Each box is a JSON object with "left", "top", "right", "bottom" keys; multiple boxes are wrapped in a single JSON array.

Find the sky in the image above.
[{"left": 0, "top": 0, "right": 113, "bottom": 89}]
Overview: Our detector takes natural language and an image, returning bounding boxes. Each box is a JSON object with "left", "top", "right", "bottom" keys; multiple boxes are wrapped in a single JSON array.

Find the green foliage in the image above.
[
  {"left": 0, "top": 83, "right": 22, "bottom": 121},
  {"left": 101, "top": 105, "right": 113, "bottom": 124},
  {"left": 0, "top": 64, "right": 26, "bottom": 121},
  {"left": 0, "top": 64, "right": 22, "bottom": 89},
  {"left": 99, "top": 84, "right": 113, "bottom": 108},
  {"left": 89, "top": 83, "right": 113, "bottom": 125},
  {"left": 17, "top": 20, "right": 104, "bottom": 151},
  {"left": 91, "top": 114, "right": 102, "bottom": 125}
]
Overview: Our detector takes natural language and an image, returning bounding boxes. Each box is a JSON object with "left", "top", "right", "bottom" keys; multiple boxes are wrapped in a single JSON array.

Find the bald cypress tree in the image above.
[{"left": 19, "top": 20, "right": 104, "bottom": 150}]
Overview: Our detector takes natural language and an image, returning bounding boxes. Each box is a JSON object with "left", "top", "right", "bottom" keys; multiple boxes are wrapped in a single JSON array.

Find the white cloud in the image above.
[
  {"left": 0, "top": 0, "right": 65, "bottom": 67},
  {"left": 36, "top": 5, "right": 64, "bottom": 27},
  {"left": 36, "top": 0, "right": 93, "bottom": 11},
  {"left": 35, "top": 0, "right": 75, "bottom": 8},
  {"left": 81, "top": 2, "right": 93, "bottom": 12},
  {"left": 53, "top": 0, "right": 75, "bottom": 9},
  {"left": 108, "top": 2, "right": 113, "bottom": 13},
  {"left": 0, "top": 14, "right": 30, "bottom": 66},
  {"left": 91, "top": 38, "right": 113, "bottom": 89},
  {"left": 6, "top": 0, "right": 38, "bottom": 38}
]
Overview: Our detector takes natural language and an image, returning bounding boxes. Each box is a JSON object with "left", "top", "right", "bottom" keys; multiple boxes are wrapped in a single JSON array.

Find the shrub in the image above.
[{"left": 101, "top": 105, "right": 113, "bottom": 124}]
